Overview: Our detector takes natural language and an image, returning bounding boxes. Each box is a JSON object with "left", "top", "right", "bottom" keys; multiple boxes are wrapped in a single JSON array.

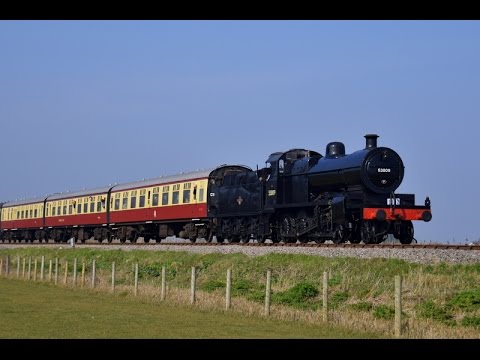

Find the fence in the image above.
[{"left": 0, "top": 253, "right": 409, "bottom": 337}]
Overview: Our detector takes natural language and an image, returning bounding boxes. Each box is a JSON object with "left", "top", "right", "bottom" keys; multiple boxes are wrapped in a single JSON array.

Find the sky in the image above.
[{"left": 0, "top": 20, "right": 479, "bottom": 244}]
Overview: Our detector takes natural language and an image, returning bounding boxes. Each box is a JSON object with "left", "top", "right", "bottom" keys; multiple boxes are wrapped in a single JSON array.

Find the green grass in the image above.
[
  {"left": 2, "top": 247, "right": 480, "bottom": 337},
  {"left": 0, "top": 278, "right": 377, "bottom": 339},
  {"left": 416, "top": 300, "right": 454, "bottom": 324}
]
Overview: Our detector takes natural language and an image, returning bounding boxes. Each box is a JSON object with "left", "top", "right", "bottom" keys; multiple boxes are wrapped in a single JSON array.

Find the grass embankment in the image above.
[
  {"left": 0, "top": 278, "right": 369, "bottom": 339},
  {"left": 0, "top": 247, "right": 479, "bottom": 338}
]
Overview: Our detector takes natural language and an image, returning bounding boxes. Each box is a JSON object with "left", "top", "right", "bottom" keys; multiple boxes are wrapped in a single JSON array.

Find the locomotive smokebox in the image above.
[{"left": 365, "top": 134, "right": 379, "bottom": 149}]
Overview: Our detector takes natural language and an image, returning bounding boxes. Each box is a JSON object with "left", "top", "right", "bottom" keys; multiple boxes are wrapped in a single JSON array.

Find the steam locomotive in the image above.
[{"left": 0, "top": 134, "right": 431, "bottom": 245}]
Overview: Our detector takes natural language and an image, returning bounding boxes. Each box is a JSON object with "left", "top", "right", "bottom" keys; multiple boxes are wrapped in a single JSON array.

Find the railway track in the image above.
[{"left": 0, "top": 240, "right": 479, "bottom": 251}]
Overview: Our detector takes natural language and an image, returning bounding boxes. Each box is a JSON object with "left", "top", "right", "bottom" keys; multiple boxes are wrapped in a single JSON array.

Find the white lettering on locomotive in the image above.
[{"left": 378, "top": 168, "right": 391, "bottom": 173}]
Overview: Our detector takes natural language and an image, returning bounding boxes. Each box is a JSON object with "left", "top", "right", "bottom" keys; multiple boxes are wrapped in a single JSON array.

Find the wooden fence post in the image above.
[
  {"left": 264, "top": 269, "right": 271, "bottom": 316},
  {"left": 27, "top": 257, "right": 32, "bottom": 280},
  {"left": 0, "top": 258, "right": 2, "bottom": 276},
  {"left": 323, "top": 271, "right": 328, "bottom": 322},
  {"left": 40, "top": 256, "right": 45, "bottom": 280},
  {"left": 134, "top": 263, "right": 139, "bottom": 296},
  {"left": 190, "top": 266, "right": 196, "bottom": 304},
  {"left": 81, "top": 261, "right": 85, "bottom": 287},
  {"left": 22, "top": 258, "right": 26, "bottom": 278},
  {"left": 54, "top": 258, "right": 58, "bottom": 285},
  {"left": 226, "top": 269, "right": 232, "bottom": 311},
  {"left": 161, "top": 266, "right": 166, "bottom": 301},
  {"left": 5, "top": 255, "right": 9, "bottom": 275},
  {"left": 395, "top": 275, "right": 402, "bottom": 338},
  {"left": 16, "top": 256, "right": 20, "bottom": 278},
  {"left": 33, "top": 259, "right": 38, "bottom": 281},
  {"left": 64, "top": 261, "right": 68, "bottom": 284},
  {"left": 91, "top": 260, "right": 96, "bottom": 289},
  {"left": 48, "top": 259, "right": 53, "bottom": 282},
  {"left": 111, "top": 262, "right": 115, "bottom": 293},
  {"left": 73, "top": 258, "right": 77, "bottom": 286}
]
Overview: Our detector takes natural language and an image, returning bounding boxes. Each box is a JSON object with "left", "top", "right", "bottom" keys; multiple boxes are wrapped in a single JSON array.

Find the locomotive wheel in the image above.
[
  {"left": 350, "top": 236, "right": 361, "bottom": 244},
  {"left": 398, "top": 221, "right": 414, "bottom": 244},
  {"left": 361, "top": 221, "right": 377, "bottom": 244},
  {"left": 256, "top": 235, "right": 266, "bottom": 243},
  {"left": 204, "top": 230, "right": 213, "bottom": 243},
  {"left": 333, "top": 225, "right": 347, "bottom": 244}
]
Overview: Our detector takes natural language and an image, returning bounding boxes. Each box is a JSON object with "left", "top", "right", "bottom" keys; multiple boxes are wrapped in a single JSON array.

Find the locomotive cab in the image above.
[{"left": 264, "top": 149, "right": 322, "bottom": 209}]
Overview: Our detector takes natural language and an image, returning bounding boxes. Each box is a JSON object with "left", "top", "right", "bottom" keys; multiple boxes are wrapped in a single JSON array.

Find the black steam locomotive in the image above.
[{"left": 209, "top": 134, "right": 432, "bottom": 244}]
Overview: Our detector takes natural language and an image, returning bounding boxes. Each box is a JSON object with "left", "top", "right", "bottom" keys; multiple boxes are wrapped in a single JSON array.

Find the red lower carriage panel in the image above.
[
  {"left": 110, "top": 203, "right": 208, "bottom": 224},
  {"left": 1, "top": 218, "right": 43, "bottom": 230},
  {"left": 44, "top": 213, "right": 108, "bottom": 227}
]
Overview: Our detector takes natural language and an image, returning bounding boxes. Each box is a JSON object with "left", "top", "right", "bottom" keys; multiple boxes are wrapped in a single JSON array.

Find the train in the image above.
[{"left": 0, "top": 134, "right": 432, "bottom": 245}]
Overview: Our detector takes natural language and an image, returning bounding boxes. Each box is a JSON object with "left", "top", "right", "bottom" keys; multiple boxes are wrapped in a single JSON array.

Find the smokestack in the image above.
[{"left": 365, "top": 134, "right": 379, "bottom": 149}]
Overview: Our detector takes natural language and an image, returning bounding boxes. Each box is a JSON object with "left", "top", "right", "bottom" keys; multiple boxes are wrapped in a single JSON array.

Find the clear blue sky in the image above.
[{"left": 1, "top": 20, "right": 479, "bottom": 243}]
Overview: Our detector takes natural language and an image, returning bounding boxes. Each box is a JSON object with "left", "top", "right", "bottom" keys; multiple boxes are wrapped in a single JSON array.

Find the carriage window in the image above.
[
  {"left": 34, "top": 209, "right": 38, "bottom": 218},
  {"left": 68, "top": 205, "right": 73, "bottom": 214},
  {"left": 199, "top": 188, "right": 204, "bottom": 202},
  {"left": 52, "top": 207, "right": 56, "bottom": 216},
  {"left": 139, "top": 189, "right": 146, "bottom": 208},
  {"left": 152, "top": 194, "right": 159, "bottom": 206},
  {"left": 162, "top": 193, "right": 169, "bottom": 205},
  {"left": 172, "top": 191, "right": 179, "bottom": 204},
  {"left": 130, "top": 196, "right": 136, "bottom": 209},
  {"left": 90, "top": 202, "right": 95, "bottom": 213},
  {"left": 25, "top": 210, "right": 28, "bottom": 219},
  {"left": 183, "top": 190, "right": 190, "bottom": 203},
  {"left": 278, "top": 159, "right": 285, "bottom": 174},
  {"left": 21, "top": 210, "right": 24, "bottom": 219},
  {"left": 84, "top": 203, "right": 88, "bottom": 213},
  {"left": 122, "top": 197, "right": 128, "bottom": 209},
  {"left": 97, "top": 201, "right": 102, "bottom": 212},
  {"left": 77, "top": 204, "right": 82, "bottom": 213},
  {"left": 114, "top": 199, "right": 120, "bottom": 210},
  {"left": 63, "top": 206, "right": 67, "bottom": 215},
  {"left": 30, "top": 210, "right": 33, "bottom": 218}
]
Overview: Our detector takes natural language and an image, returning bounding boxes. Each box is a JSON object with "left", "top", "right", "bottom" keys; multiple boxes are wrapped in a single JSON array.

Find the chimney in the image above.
[{"left": 365, "top": 134, "right": 379, "bottom": 149}]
